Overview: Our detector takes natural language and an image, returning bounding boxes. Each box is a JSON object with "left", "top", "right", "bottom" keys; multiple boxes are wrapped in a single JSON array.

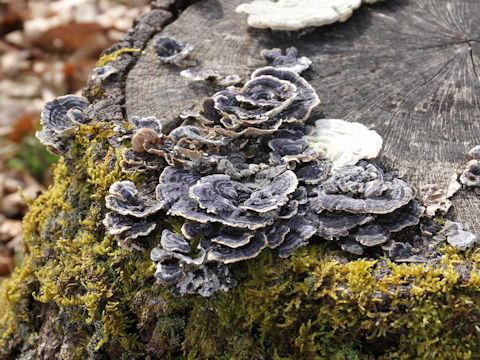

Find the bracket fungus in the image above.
[
  {"left": 199, "top": 66, "right": 320, "bottom": 138},
  {"left": 150, "top": 229, "right": 236, "bottom": 296},
  {"left": 261, "top": 47, "right": 312, "bottom": 74},
  {"left": 433, "top": 220, "right": 478, "bottom": 251},
  {"left": 236, "top": 0, "right": 385, "bottom": 31},
  {"left": 153, "top": 37, "right": 195, "bottom": 67},
  {"left": 36, "top": 95, "right": 89, "bottom": 155},
  {"left": 308, "top": 161, "right": 422, "bottom": 253},
  {"left": 96, "top": 48, "right": 434, "bottom": 296},
  {"left": 304, "top": 119, "right": 383, "bottom": 169},
  {"left": 103, "top": 180, "right": 163, "bottom": 251}
]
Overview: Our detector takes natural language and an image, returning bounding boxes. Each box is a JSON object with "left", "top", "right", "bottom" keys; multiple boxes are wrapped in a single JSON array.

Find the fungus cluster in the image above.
[
  {"left": 39, "top": 48, "right": 432, "bottom": 296},
  {"left": 103, "top": 180, "right": 163, "bottom": 251},
  {"left": 309, "top": 161, "right": 423, "bottom": 257},
  {"left": 99, "top": 48, "right": 429, "bottom": 296}
]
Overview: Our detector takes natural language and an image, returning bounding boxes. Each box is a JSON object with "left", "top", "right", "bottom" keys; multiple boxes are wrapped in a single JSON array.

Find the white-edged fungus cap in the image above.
[{"left": 304, "top": 119, "right": 383, "bottom": 169}]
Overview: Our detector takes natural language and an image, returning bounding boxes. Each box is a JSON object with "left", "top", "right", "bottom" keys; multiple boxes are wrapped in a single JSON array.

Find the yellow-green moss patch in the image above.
[{"left": 96, "top": 48, "right": 141, "bottom": 67}]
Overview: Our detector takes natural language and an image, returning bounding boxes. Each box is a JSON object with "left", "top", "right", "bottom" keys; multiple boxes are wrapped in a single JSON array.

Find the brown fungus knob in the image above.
[{"left": 131, "top": 128, "right": 159, "bottom": 153}]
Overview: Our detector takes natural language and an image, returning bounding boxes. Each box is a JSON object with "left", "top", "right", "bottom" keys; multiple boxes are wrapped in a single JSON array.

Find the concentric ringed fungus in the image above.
[
  {"left": 36, "top": 95, "right": 89, "bottom": 155},
  {"left": 153, "top": 37, "right": 195, "bottom": 67},
  {"left": 96, "top": 48, "right": 440, "bottom": 296}
]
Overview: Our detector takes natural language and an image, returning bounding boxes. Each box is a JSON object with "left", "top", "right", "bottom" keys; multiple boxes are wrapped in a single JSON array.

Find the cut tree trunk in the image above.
[{"left": 3, "top": 1, "right": 480, "bottom": 359}]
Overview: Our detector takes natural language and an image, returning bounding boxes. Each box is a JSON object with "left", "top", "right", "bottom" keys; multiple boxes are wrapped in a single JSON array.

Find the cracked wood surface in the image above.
[{"left": 126, "top": 0, "right": 480, "bottom": 234}]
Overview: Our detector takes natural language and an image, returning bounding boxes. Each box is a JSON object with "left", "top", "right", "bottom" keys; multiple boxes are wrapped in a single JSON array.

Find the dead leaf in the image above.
[
  {"left": 0, "top": 249, "right": 14, "bottom": 276},
  {"left": 7, "top": 113, "right": 37, "bottom": 143}
]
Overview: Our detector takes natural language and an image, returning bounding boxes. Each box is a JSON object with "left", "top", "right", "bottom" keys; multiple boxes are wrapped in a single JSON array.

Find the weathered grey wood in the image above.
[{"left": 126, "top": 0, "right": 480, "bottom": 234}]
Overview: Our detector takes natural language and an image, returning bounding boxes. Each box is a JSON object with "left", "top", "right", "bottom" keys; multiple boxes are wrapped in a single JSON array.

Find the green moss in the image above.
[
  {"left": 96, "top": 48, "right": 141, "bottom": 67},
  {"left": 1, "top": 120, "right": 480, "bottom": 359}
]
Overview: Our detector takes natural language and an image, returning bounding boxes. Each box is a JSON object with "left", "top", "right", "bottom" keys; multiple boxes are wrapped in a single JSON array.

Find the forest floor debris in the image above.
[{"left": 0, "top": 0, "right": 150, "bottom": 278}]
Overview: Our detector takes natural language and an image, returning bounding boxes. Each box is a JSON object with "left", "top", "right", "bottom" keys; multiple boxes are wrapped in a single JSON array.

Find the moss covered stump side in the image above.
[{"left": 1, "top": 1, "right": 480, "bottom": 359}]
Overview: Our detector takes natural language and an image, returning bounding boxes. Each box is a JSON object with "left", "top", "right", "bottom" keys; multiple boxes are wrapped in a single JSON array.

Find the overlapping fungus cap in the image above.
[
  {"left": 295, "top": 158, "right": 332, "bottom": 184},
  {"left": 261, "top": 47, "right": 312, "bottom": 73},
  {"left": 353, "top": 224, "right": 389, "bottom": 246},
  {"left": 169, "top": 125, "right": 227, "bottom": 149},
  {"left": 309, "top": 160, "right": 422, "bottom": 251},
  {"left": 157, "top": 166, "right": 298, "bottom": 230},
  {"left": 252, "top": 67, "right": 319, "bottom": 123},
  {"left": 276, "top": 216, "right": 317, "bottom": 257},
  {"left": 36, "top": 95, "right": 89, "bottom": 155},
  {"left": 338, "top": 236, "right": 365, "bottom": 255},
  {"left": 205, "top": 233, "right": 268, "bottom": 263},
  {"left": 213, "top": 153, "right": 264, "bottom": 180},
  {"left": 313, "top": 212, "right": 373, "bottom": 241},
  {"left": 103, "top": 212, "right": 157, "bottom": 251},
  {"left": 103, "top": 180, "right": 163, "bottom": 250},
  {"left": 375, "top": 199, "right": 423, "bottom": 232},
  {"left": 121, "top": 149, "right": 166, "bottom": 173},
  {"left": 98, "top": 47, "right": 428, "bottom": 296},
  {"left": 312, "top": 161, "right": 413, "bottom": 214},
  {"left": 437, "top": 220, "right": 477, "bottom": 251},
  {"left": 106, "top": 180, "right": 163, "bottom": 218},
  {"left": 153, "top": 37, "right": 195, "bottom": 67},
  {"left": 151, "top": 229, "right": 234, "bottom": 296},
  {"left": 201, "top": 65, "right": 319, "bottom": 137},
  {"left": 267, "top": 129, "right": 319, "bottom": 166}
]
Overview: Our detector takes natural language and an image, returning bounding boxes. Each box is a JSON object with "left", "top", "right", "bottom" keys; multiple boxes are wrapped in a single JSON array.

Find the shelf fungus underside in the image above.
[
  {"left": 235, "top": 0, "right": 386, "bottom": 31},
  {"left": 38, "top": 47, "right": 474, "bottom": 297}
]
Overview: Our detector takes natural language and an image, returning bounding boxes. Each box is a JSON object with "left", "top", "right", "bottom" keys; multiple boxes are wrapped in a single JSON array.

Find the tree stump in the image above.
[{"left": 1, "top": 1, "right": 480, "bottom": 359}]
